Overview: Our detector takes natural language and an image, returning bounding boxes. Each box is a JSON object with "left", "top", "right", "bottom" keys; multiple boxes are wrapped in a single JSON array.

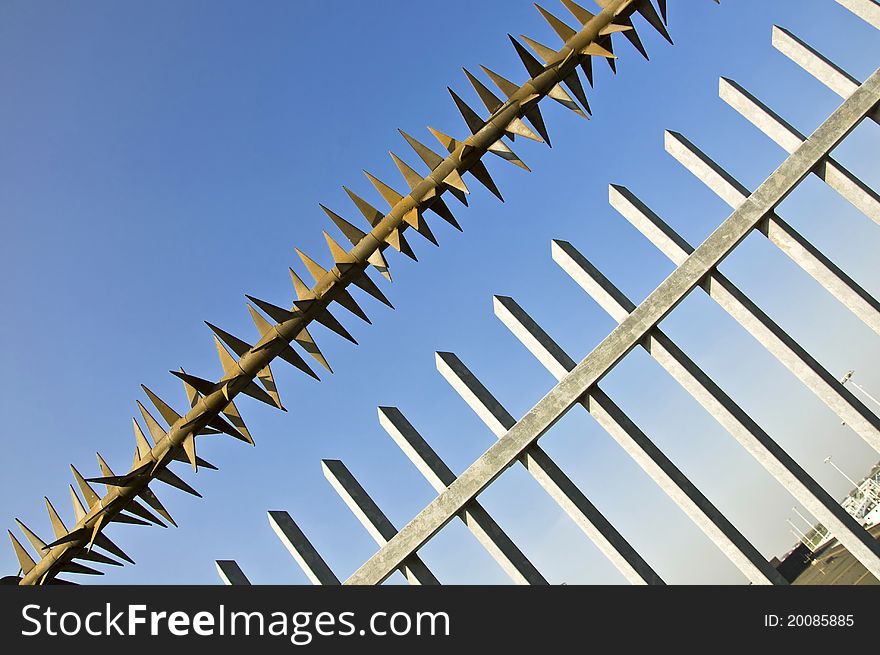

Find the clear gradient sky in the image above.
[{"left": 1, "top": 0, "right": 878, "bottom": 585}]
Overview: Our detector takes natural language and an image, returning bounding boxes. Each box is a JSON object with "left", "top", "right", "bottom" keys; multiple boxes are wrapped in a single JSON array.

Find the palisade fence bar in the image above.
[
  {"left": 8, "top": 0, "right": 716, "bottom": 585},
  {"left": 217, "top": 0, "right": 880, "bottom": 586}
]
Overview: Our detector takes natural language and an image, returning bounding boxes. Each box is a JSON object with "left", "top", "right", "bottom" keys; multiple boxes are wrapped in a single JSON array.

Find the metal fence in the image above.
[{"left": 217, "top": 0, "right": 880, "bottom": 586}]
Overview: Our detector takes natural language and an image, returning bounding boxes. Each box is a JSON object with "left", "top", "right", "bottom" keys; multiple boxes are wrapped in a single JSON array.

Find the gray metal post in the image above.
[
  {"left": 268, "top": 510, "right": 340, "bottom": 585},
  {"left": 435, "top": 351, "right": 663, "bottom": 585},
  {"left": 493, "top": 294, "right": 786, "bottom": 585},
  {"left": 215, "top": 559, "right": 250, "bottom": 586},
  {"left": 607, "top": 183, "right": 880, "bottom": 454},
  {"left": 378, "top": 406, "right": 547, "bottom": 584},
  {"left": 719, "top": 77, "right": 880, "bottom": 224},
  {"left": 322, "top": 459, "right": 440, "bottom": 585},
  {"left": 552, "top": 239, "right": 880, "bottom": 579},
  {"left": 664, "top": 130, "right": 880, "bottom": 337}
]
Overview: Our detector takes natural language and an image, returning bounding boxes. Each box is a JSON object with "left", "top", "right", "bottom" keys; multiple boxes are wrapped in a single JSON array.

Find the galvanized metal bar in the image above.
[
  {"left": 322, "top": 459, "right": 440, "bottom": 585},
  {"left": 771, "top": 25, "right": 880, "bottom": 124},
  {"left": 719, "top": 77, "right": 880, "bottom": 224},
  {"left": 837, "top": 0, "right": 880, "bottom": 29},
  {"left": 377, "top": 406, "right": 547, "bottom": 585},
  {"left": 345, "top": 70, "right": 880, "bottom": 585},
  {"left": 665, "top": 130, "right": 880, "bottom": 336},
  {"left": 552, "top": 238, "right": 880, "bottom": 579},
  {"left": 607, "top": 184, "right": 880, "bottom": 454},
  {"left": 268, "top": 510, "right": 340, "bottom": 585},
  {"left": 493, "top": 295, "right": 786, "bottom": 585},
  {"left": 435, "top": 352, "right": 663, "bottom": 585},
  {"left": 215, "top": 559, "right": 250, "bottom": 586}
]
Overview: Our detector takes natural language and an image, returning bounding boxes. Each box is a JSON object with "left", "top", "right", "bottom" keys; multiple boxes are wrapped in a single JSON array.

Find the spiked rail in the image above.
[{"left": 9, "top": 0, "right": 714, "bottom": 585}]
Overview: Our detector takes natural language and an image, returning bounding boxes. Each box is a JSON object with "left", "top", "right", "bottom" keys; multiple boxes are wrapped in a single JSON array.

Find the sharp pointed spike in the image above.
[
  {"left": 138, "top": 486, "right": 178, "bottom": 527},
  {"left": 15, "top": 519, "right": 47, "bottom": 554},
  {"left": 398, "top": 129, "right": 444, "bottom": 170},
  {"left": 522, "top": 104, "right": 552, "bottom": 145},
  {"left": 462, "top": 67, "right": 503, "bottom": 114},
  {"left": 350, "top": 270, "right": 394, "bottom": 308},
  {"left": 343, "top": 186, "right": 385, "bottom": 226},
  {"left": 562, "top": 70, "right": 591, "bottom": 115},
  {"left": 44, "top": 497, "right": 68, "bottom": 541},
  {"left": 294, "top": 248, "right": 328, "bottom": 284},
  {"left": 212, "top": 336, "right": 240, "bottom": 378},
  {"left": 560, "top": 0, "right": 595, "bottom": 24},
  {"left": 8, "top": 531, "right": 36, "bottom": 574},
  {"left": 363, "top": 171, "right": 405, "bottom": 207},
  {"left": 448, "top": 87, "right": 485, "bottom": 135},
  {"left": 206, "top": 323, "right": 253, "bottom": 361},
  {"left": 136, "top": 401, "right": 166, "bottom": 446},
  {"left": 70, "top": 465, "right": 101, "bottom": 509},
  {"left": 508, "top": 34, "right": 546, "bottom": 78},
  {"left": 637, "top": 1, "right": 672, "bottom": 44},
  {"left": 141, "top": 385, "right": 182, "bottom": 427},
  {"left": 68, "top": 485, "right": 87, "bottom": 523},
  {"left": 389, "top": 152, "right": 426, "bottom": 191},
  {"left": 320, "top": 204, "right": 366, "bottom": 245},
  {"left": 383, "top": 226, "right": 418, "bottom": 261},
  {"left": 468, "top": 160, "right": 504, "bottom": 201},
  {"left": 534, "top": 4, "right": 577, "bottom": 42},
  {"left": 427, "top": 196, "right": 462, "bottom": 230},
  {"left": 247, "top": 295, "right": 296, "bottom": 325},
  {"left": 155, "top": 468, "right": 202, "bottom": 498},
  {"left": 294, "top": 325, "right": 332, "bottom": 373},
  {"left": 220, "top": 399, "right": 255, "bottom": 445},
  {"left": 297, "top": 303, "right": 358, "bottom": 344},
  {"left": 480, "top": 65, "right": 520, "bottom": 100},
  {"left": 519, "top": 34, "right": 558, "bottom": 65},
  {"left": 245, "top": 303, "right": 320, "bottom": 380},
  {"left": 182, "top": 434, "right": 198, "bottom": 472}
]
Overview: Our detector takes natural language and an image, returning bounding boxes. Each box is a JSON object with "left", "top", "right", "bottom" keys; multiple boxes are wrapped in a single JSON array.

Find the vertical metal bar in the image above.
[
  {"left": 665, "top": 130, "right": 880, "bottom": 337},
  {"left": 552, "top": 239, "right": 880, "bottom": 579},
  {"left": 215, "top": 560, "right": 250, "bottom": 586},
  {"left": 837, "top": 0, "right": 880, "bottom": 29},
  {"left": 607, "top": 184, "right": 880, "bottom": 454},
  {"left": 719, "top": 77, "right": 880, "bottom": 224},
  {"left": 322, "top": 459, "right": 440, "bottom": 585},
  {"left": 435, "top": 351, "right": 663, "bottom": 585},
  {"left": 378, "top": 406, "right": 547, "bottom": 584},
  {"left": 268, "top": 511, "right": 340, "bottom": 585},
  {"left": 493, "top": 294, "right": 786, "bottom": 585}
]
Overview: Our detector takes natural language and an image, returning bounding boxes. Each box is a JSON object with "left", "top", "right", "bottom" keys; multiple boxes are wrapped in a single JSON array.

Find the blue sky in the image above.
[{"left": 1, "top": 0, "right": 878, "bottom": 585}]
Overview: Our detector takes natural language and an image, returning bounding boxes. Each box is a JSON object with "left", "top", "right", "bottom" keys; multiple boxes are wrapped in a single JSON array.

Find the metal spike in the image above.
[
  {"left": 534, "top": 4, "right": 577, "bottom": 42},
  {"left": 246, "top": 303, "right": 320, "bottom": 379},
  {"left": 111, "top": 513, "right": 150, "bottom": 526},
  {"left": 320, "top": 204, "right": 365, "bottom": 243},
  {"left": 344, "top": 186, "right": 385, "bottom": 226},
  {"left": 218, "top": 399, "right": 254, "bottom": 446},
  {"left": 295, "top": 248, "right": 329, "bottom": 284},
  {"left": 212, "top": 335, "right": 240, "bottom": 378},
  {"left": 402, "top": 208, "right": 438, "bottom": 246},
  {"left": 425, "top": 197, "right": 462, "bottom": 231},
  {"left": 206, "top": 322, "right": 253, "bottom": 359},
  {"left": 60, "top": 562, "right": 103, "bottom": 576},
  {"left": 322, "top": 231, "right": 357, "bottom": 268},
  {"left": 462, "top": 69, "right": 543, "bottom": 142},
  {"left": 44, "top": 497, "right": 68, "bottom": 541},
  {"left": 561, "top": 0, "right": 594, "bottom": 24},
  {"left": 636, "top": 1, "right": 673, "bottom": 44},
  {"left": 364, "top": 171, "right": 405, "bottom": 206},
  {"left": 181, "top": 434, "right": 198, "bottom": 472},
  {"left": 15, "top": 519, "right": 47, "bottom": 554},
  {"left": 8, "top": 531, "right": 36, "bottom": 574},
  {"left": 427, "top": 126, "right": 503, "bottom": 200},
  {"left": 390, "top": 152, "right": 426, "bottom": 191},
  {"left": 137, "top": 486, "right": 178, "bottom": 528},
  {"left": 69, "top": 485, "right": 87, "bottom": 523},
  {"left": 209, "top": 335, "right": 280, "bottom": 409},
  {"left": 141, "top": 385, "right": 182, "bottom": 427},
  {"left": 382, "top": 225, "right": 418, "bottom": 260},
  {"left": 169, "top": 370, "right": 216, "bottom": 397},
  {"left": 349, "top": 270, "right": 394, "bottom": 308},
  {"left": 561, "top": 69, "right": 592, "bottom": 115},
  {"left": 481, "top": 65, "right": 552, "bottom": 143},
  {"left": 78, "top": 547, "right": 123, "bottom": 567},
  {"left": 136, "top": 401, "right": 167, "bottom": 445},
  {"left": 614, "top": 16, "right": 649, "bottom": 59},
  {"left": 155, "top": 468, "right": 202, "bottom": 498},
  {"left": 247, "top": 295, "right": 295, "bottom": 325},
  {"left": 582, "top": 41, "right": 617, "bottom": 59},
  {"left": 256, "top": 362, "right": 285, "bottom": 411},
  {"left": 293, "top": 324, "right": 332, "bottom": 373},
  {"left": 448, "top": 87, "right": 486, "bottom": 135},
  {"left": 295, "top": 301, "right": 359, "bottom": 344},
  {"left": 399, "top": 129, "right": 470, "bottom": 197},
  {"left": 207, "top": 413, "right": 250, "bottom": 444},
  {"left": 123, "top": 498, "right": 167, "bottom": 527},
  {"left": 509, "top": 34, "right": 547, "bottom": 77},
  {"left": 70, "top": 465, "right": 101, "bottom": 508}
]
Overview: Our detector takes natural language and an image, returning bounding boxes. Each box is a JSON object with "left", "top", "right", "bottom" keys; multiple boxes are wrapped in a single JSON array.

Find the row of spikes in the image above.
[{"left": 11, "top": 0, "right": 710, "bottom": 584}]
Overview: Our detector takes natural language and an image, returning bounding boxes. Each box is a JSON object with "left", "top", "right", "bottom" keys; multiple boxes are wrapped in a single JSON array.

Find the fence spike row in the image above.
[
  {"left": 14, "top": 0, "right": 717, "bottom": 583},
  {"left": 389, "top": 151, "right": 463, "bottom": 228}
]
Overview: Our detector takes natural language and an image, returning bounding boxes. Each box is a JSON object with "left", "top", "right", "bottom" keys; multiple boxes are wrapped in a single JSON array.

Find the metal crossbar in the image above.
[{"left": 214, "top": 0, "right": 880, "bottom": 586}]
